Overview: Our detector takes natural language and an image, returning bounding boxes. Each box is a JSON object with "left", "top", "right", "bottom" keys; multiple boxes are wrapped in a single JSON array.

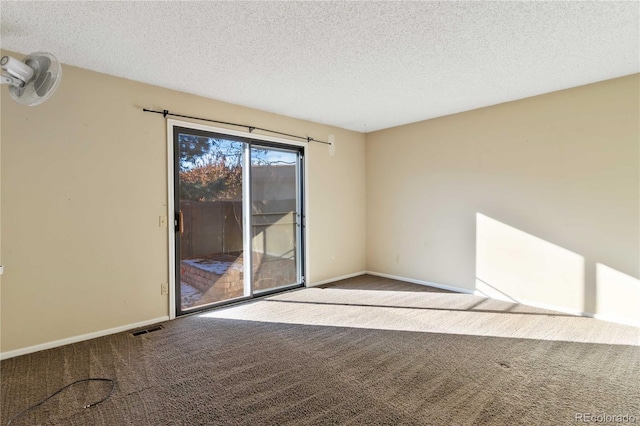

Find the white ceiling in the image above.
[{"left": 1, "top": 1, "right": 638, "bottom": 132}]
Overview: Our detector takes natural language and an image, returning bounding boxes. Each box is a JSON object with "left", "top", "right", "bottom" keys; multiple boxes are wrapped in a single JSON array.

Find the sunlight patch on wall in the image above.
[
  {"left": 475, "top": 213, "right": 584, "bottom": 312},
  {"left": 596, "top": 263, "right": 640, "bottom": 325}
]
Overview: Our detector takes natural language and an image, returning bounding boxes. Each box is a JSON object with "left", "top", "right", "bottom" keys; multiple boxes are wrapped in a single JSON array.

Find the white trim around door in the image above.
[{"left": 166, "top": 119, "right": 310, "bottom": 319}]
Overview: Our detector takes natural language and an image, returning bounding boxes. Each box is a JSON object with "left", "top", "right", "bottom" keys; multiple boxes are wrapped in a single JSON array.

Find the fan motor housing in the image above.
[{"left": 1, "top": 55, "right": 35, "bottom": 85}]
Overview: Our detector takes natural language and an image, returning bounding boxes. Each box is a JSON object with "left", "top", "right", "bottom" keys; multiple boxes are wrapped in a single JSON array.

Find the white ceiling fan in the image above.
[{"left": 1, "top": 51, "right": 62, "bottom": 106}]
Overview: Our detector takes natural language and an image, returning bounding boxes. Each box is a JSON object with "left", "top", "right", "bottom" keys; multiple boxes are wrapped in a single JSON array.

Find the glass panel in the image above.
[
  {"left": 177, "top": 133, "right": 246, "bottom": 311},
  {"left": 251, "top": 147, "right": 299, "bottom": 292}
]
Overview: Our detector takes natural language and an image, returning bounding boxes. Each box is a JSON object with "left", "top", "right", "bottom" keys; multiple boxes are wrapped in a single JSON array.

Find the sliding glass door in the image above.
[
  {"left": 251, "top": 147, "right": 302, "bottom": 293},
  {"left": 173, "top": 126, "right": 304, "bottom": 315}
]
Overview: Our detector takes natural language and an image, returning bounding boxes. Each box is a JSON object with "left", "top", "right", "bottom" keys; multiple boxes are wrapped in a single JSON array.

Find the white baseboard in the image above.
[
  {"left": 3, "top": 273, "right": 636, "bottom": 361},
  {"left": 0, "top": 316, "right": 170, "bottom": 360},
  {"left": 308, "top": 271, "right": 367, "bottom": 287},
  {"left": 474, "top": 288, "right": 640, "bottom": 327},
  {"left": 591, "top": 313, "right": 640, "bottom": 328},
  {"left": 367, "top": 271, "right": 640, "bottom": 328},
  {"left": 477, "top": 291, "right": 587, "bottom": 317},
  {"left": 483, "top": 295, "right": 639, "bottom": 327},
  {"left": 366, "top": 270, "right": 475, "bottom": 294}
]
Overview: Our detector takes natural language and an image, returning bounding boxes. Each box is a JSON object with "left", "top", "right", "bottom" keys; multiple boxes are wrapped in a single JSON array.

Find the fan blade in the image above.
[
  {"left": 25, "top": 55, "right": 51, "bottom": 74},
  {"left": 35, "top": 72, "right": 53, "bottom": 97}
]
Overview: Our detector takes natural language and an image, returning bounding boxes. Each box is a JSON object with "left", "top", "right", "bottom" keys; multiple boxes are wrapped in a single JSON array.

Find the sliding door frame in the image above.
[{"left": 166, "top": 119, "right": 308, "bottom": 319}]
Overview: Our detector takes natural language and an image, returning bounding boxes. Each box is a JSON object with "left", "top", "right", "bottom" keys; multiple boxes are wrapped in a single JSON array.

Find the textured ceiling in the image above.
[{"left": 1, "top": 1, "right": 638, "bottom": 132}]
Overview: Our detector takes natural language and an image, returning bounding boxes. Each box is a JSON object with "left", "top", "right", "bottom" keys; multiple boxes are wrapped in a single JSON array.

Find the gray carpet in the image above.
[{"left": 2, "top": 275, "right": 639, "bottom": 425}]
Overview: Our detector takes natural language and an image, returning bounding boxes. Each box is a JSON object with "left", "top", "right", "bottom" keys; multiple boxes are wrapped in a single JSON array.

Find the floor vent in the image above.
[{"left": 131, "top": 325, "right": 164, "bottom": 336}]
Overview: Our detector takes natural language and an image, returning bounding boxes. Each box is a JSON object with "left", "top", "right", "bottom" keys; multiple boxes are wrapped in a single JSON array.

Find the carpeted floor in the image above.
[{"left": 2, "top": 275, "right": 639, "bottom": 425}]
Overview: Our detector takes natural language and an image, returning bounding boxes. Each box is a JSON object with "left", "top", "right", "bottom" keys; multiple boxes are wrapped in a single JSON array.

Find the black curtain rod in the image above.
[{"left": 142, "top": 108, "right": 331, "bottom": 145}]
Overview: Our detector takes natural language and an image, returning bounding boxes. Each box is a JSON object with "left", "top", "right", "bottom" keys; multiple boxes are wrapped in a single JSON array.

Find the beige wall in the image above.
[
  {"left": 0, "top": 51, "right": 366, "bottom": 354},
  {"left": 2, "top": 49, "right": 637, "bottom": 356},
  {"left": 367, "top": 74, "right": 640, "bottom": 324}
]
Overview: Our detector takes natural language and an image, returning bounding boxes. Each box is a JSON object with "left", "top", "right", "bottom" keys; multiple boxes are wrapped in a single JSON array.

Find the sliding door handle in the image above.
[{"left": 176, "top": 210, "right": 184, "bottom": 235}]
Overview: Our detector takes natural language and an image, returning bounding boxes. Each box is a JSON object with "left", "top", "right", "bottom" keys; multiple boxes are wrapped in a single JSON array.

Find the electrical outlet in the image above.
[
  {"left": 161, "top": 283, "right": 168, "bottom": 295},
  {"left": 159, "top": 216, "right": 168, "bottom": 228}
]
